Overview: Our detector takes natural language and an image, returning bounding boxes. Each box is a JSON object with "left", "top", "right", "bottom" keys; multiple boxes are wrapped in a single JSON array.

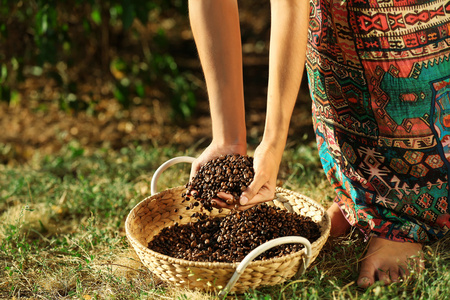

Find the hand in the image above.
[
  {"left": 189, "top": 142, "right": 249, "bottom": 210},
  {"left": 189, "top": 142, "right": 247, "bottom": 181},
  {"left": 203, "top": 143, "right": 281, "bottom": 211},
  {"left": 239, "top": 143, "right": 280, "bottom": 207}
]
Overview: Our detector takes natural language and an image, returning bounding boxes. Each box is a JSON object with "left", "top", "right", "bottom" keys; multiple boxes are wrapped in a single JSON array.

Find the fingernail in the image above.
[
  {"left": 358, "top": 277, "right": 370, "bottom": 287},
  {"left": 240, "top": 196, "right": 248, "bottom": 205}
]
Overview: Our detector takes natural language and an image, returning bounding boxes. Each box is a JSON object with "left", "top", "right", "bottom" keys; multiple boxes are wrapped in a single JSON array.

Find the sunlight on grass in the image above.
[{"left": 1, "top": 143, "right": 450, "bottom": 299}]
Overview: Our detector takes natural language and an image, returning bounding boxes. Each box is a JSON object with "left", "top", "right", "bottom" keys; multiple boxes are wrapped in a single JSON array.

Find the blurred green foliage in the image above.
[{"left": 0, "top": 0, "right": 197, "bottom": 119}]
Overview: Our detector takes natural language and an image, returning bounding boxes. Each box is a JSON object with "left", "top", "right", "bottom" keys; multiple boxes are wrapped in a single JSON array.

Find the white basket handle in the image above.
[
  {"left": 151, "top": 156, "right": 196, "bottom": 195},
  {"left": 219, "top": 236, "right": 312, "bottom": 298}
]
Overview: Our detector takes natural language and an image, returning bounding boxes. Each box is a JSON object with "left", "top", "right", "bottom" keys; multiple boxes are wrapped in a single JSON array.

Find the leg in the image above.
[
  {"left": 357, "top": 237, "right": 424, "bottom": 288},
  {"left": 327, "top": 202, "right": 351, "bottom": 237}
]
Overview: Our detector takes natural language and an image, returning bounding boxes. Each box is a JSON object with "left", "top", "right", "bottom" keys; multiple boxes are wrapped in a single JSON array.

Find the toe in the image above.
[
  {"left": 357, "top": 237, "right": 423, "bottom": 288},
  {"left": 399, "top": 264, "right": 409, "bottom": 280},
  {"left": 357, "top": 267, "right": 375, "bottom": 288},
  {"left": 389, "top": 268, "right": 400, "bottom": 283},
  {"left": 357, "top": 276, "right": 373, "bottom": 288},
  {"left": 376, "top": 268, "right": 392, "bottom": 285}
]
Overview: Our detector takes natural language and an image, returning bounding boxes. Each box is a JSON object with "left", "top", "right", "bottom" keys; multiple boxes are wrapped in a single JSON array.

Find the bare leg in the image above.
[
  {"left": 357, "top": 237, "right": 424, "bottom": 288},
  {"left": 327, "top": 202, "right": 351, "bottom": 237}
]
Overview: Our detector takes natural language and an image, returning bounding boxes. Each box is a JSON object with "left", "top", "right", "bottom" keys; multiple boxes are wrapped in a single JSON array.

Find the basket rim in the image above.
[{"left": 125, "top": 186, "right": 331, "bottom": 269}]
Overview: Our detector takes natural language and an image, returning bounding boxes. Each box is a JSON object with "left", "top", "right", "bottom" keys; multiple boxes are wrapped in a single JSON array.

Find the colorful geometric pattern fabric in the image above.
[{"left": 306, "top": 0, "right": 450, "bottom": 243}]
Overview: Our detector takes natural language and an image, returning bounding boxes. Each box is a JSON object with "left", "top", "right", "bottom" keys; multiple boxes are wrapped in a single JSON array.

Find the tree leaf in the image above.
[
  {"left": 91, "top": 8, "right": 102, "bottom": 25},
  {"left": 121, "top": 2, "right": 135, "bottom": 30}
]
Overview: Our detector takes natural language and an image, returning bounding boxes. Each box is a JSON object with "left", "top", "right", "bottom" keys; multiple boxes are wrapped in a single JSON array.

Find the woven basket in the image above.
[{"left": 125, "top": 157, "right": 331, "bottom": 294}]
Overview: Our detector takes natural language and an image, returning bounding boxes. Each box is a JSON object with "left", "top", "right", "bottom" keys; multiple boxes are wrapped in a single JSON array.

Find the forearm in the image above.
[
  {"left": 262, "top": 0, "right": 310, "bottom": 157},
  {"left": 188, "top": 0, "right": 246, "bottom": 147}
]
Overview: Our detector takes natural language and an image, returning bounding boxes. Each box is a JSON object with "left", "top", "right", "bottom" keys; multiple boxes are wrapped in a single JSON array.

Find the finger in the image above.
[
  {"left": 235, "top": 204, "right": 256, "bottom": 211},
  {"left": 189, "top": 162, "right": 201, "bottom": 181},
  {"left": 212, "top": 192, "right": 263, "bottom": 210},
  {"left": 216, "top": 192, "right": 236, "bottom": 205},
  {"left": 211, "top": 193, "right": 239, "bottom": 210},
  {"left": 189, "top": 156, "right": 211, "bottom": 180},
  {"left": 211, "top": 199, "right": 229, "bottom": 208},
  {"left": 239, "top": 176, "right": 269, "bottom": 205},
  {"left": 243, "top": 191, "right": 274, "bottom": 206},
  {"left": 211, "top": 200, "right": 255, "bottom": 211}
]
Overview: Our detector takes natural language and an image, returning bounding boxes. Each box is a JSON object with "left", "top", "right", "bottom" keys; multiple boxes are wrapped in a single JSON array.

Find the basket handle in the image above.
[
  {"left": 219, "top": 236, "right": 312, "bottom": 298},
  {"left": 151, "top": 156, "right": 196, "bottom": 195}
]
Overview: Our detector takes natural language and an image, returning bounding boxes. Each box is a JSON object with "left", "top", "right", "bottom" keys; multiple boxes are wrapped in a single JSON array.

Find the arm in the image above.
[
  {"left": 188, "top": 0, "right": 247, "bottom": 179},
  {"left": 240, "top": 0, "right": 310, "bottom": 205}
]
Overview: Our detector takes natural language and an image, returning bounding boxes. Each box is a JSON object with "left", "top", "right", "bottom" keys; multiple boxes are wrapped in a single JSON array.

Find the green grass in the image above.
[{"left": 1, "top": 142, "right": 449, "bottom": 299}]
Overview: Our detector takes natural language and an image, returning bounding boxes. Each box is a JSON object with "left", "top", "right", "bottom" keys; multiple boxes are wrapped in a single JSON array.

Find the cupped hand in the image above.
[
  {"left": 189, "top": 142, "right": 247, "bottom": 180},
  {"left": 188, "top": 142, "right": 246, "bottom": 205},
  {"left": 238, "top": 143, "right": 281, "bottom": 208},
  {"left": 212, "top": 143, "right": 281, "bottom": 211}
]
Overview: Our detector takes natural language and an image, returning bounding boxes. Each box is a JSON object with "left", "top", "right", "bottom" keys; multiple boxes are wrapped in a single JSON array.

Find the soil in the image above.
[{"left": 0, "top": 3, "right": 313, "bottom": 164}]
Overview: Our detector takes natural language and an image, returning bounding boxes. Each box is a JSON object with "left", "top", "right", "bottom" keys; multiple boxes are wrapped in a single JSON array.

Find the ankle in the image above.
[{"left": 327, "top": 202, "right": 351, "bottom": 237}]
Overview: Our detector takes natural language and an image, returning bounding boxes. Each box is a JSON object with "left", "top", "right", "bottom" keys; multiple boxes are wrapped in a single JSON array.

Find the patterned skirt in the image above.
[{"left": 306, "top": 0, "right": 450, "bottom": 242}]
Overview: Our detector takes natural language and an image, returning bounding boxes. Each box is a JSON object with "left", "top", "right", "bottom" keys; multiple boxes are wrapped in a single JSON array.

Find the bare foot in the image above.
[
  {"left": 327, "top": 202, "right": 351, "bottom": 237},
  {"left": 357, "top": 237, "right": 424, "bottom": 288}
]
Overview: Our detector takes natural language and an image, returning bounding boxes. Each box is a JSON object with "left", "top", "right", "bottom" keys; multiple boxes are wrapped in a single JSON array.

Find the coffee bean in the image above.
[{"left": 148, "top": 203, "right": 321, "bottom": 263}]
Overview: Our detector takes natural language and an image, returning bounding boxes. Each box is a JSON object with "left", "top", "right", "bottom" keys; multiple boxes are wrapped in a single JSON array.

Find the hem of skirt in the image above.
[
  {"left": 333, "top": 198, "right": 371, "bottom": 240},
  {"left": 334, "top": 198, "right": 422, "bottom": 243}
]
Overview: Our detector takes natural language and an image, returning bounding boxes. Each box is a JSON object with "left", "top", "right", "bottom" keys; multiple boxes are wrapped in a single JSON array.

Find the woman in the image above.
[{"left": 187, "top": 0, "right": 450, "bottom": 287}]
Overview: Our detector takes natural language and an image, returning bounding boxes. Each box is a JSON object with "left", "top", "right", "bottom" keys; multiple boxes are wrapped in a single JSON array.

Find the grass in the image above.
[{"left": 1, "top": 141, "right": 450, "bottom": 299}]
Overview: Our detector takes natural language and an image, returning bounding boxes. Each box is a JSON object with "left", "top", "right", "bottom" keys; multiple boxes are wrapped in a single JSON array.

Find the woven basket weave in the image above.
[{"left": 125, "top": 185, "right": 330, "bottom": 293}]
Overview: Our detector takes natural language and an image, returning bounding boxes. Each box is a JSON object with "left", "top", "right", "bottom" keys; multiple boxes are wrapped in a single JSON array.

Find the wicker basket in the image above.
[{"left": 125, "top": 157, "right": 330, "bottom": 294}]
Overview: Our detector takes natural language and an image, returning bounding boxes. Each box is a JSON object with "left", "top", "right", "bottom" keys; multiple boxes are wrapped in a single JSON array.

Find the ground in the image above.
[{"left": 0, "top": 73, "right": 312, "bottom": 165}]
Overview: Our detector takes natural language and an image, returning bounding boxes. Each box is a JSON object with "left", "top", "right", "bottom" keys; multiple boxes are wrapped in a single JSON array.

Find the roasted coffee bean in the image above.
[{"left": 148, "top": 203, "right": 321, "bottom": 263}]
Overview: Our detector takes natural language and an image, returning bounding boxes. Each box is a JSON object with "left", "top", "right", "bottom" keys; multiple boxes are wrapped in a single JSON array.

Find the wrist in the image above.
[
  {"left": 258, "top": 136, "right": 286, "bottom": 161},
  {"left": 261, "top": 126, "right": 288, "bottom": 153},
  {"left": 211, "top": 114, "right": 246, "bottom": 151},
  {"left": 211, "top": 136, "right": 247, "bottom": 153}
]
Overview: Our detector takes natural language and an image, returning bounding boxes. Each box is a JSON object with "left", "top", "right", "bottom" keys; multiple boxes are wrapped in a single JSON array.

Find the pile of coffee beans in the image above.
[
  {"left": 185, "top": 154, "right": 254, "bottom": 210},
  {"left": 148, "top": 204, "right": 321, "bottom": 263}
]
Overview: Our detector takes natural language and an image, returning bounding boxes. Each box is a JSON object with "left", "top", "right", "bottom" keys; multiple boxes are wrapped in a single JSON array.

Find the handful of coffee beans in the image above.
[{"left": 185, "top": 154, "right": 254, "bottom": 211}]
